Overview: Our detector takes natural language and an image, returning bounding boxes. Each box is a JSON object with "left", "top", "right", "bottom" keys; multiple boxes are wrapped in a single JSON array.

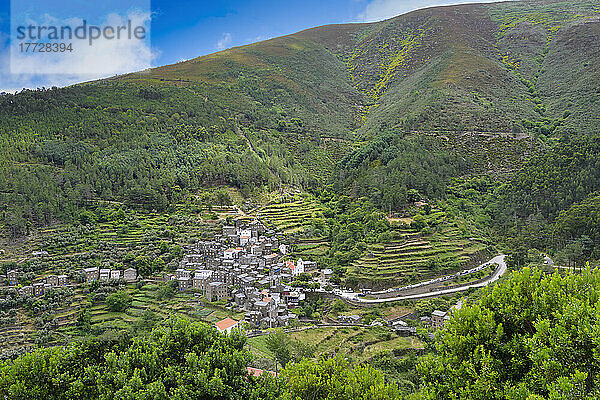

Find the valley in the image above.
[{"left": 1, "top": 0, "right": 600, "bottom": 398}]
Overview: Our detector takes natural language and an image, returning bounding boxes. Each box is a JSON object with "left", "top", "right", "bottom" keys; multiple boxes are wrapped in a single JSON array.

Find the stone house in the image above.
[
  {"left": 123, "top": 268, "right": 137, "bottom": 282},
  {"left": 234, "top": 292, "right": 247, "bottom": 307},
  {"left": 264, "top": 253, "right": 279, "bottom": 266},
  {"left": 46, "top": 275, "right": 59, "bottom": 286},
  {"left": 7, "top": 270, "right": 18, "bottom": 286},
  {"left": 33, "top": 282, "right": 45, "bottom": 296},
  {"left": 193, "top": 270, "right": 213, "bottom": 292},
  {"left": 245, "top": 310, "right": 261, "bottom": 327},
  {"left": 84, "top": 267, "right": 99, "bottom": 283},
  {"left": 222, "top": 226, "right": 236, "bottom": 236},
  {"left": 207, "top": 281, "right": 228, "bottom": 301},
  {"left": 99, "top": 268, "right": 111, "bottom": 281},
  {"left": 21, "top": 285, "right": 33, "bottom": 296},
  {"left": 215, "top": 317, "right": 240, "bottom": 334},
  {"left": 320, "top": 269, "right": 333, "bottom": 280},
  {"left": 175, "top": 268, "right": 191, "bottom": 279},
  {"left": 178, "top": 277, "right": 192, "bottom": 291},
  {"left": 57, "top": 275, "right": 68, "bottom": 286},
  {"left": 431, "top": 310, "right": 447, "bottom": 330},
  {"left": 110, "top": 270, "right": 121, "bottom": 280}
]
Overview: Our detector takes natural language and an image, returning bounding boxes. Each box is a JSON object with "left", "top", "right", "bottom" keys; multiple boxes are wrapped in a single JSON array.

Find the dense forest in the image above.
[
  {"left": 0, "top": 85, "right": 320, "bottom": 236},
  {"left": 333, "top": 133, "right": 470, "bottom": 210},
  {"left": 1, "top": 0, "right": 599, "bottom": 261},
  {"left": 439, "top": 134, "right": 600, "bottom": 261}
]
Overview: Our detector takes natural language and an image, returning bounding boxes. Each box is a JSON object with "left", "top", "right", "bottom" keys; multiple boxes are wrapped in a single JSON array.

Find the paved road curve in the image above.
[{"left": 339, "top": 255, "right": 507, "bottom": 304}]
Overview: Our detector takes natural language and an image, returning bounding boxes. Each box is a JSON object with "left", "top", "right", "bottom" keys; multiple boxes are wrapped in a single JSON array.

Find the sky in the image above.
[{"left": 0, "top": 0, "right": 508, "bottom": 92}]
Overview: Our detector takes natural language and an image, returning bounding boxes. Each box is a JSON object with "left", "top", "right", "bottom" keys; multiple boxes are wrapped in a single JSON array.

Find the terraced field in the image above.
[
  {"left": 0, "top": 287, "right": 87, "bottom": 350},
  {"left": 0, "top": 323, "right": 36, "bottom": 350},
  {"left": 258, "top": 194, "right": 324, "bottom": 234},
  {"left": 0, "top": 205, "right": 221, "bottom": 264},
  {"left": 348, "top": 219, "right": 489, "bottom": 289},
  {"left": 248, "top": 326, "right": 423, "bottom": 364},
  {"left": 211, "top": 205, "right": 243, "bottom": 219},
  {"left": 293, "top": 238, "right": 330, "bottom": 258},
  {"left": 55, "top": 283, "right": 244, "bottom": 344}
]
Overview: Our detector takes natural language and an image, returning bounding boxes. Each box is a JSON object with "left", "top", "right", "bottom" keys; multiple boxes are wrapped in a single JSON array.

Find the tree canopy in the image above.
[
  {"left": 282, "top": 356, "right": 401, "bottom": 400},
  {"left": 0, "top": 316, "right": 271, "bottom": 400},
  {"left": 0, "top": 316, "right": 402, "bottom": 400},
  {"left": 417, "top": 267, "right": 600, "bottom": 399}
]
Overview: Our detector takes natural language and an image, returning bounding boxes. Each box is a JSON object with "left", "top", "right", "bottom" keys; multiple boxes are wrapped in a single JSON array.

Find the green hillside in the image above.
[
  {"left": 1, "top": 0, "right": 599, "bottom": 269},
  {"left": 2, "top": 1, "right": 598, "bottom": 235}
]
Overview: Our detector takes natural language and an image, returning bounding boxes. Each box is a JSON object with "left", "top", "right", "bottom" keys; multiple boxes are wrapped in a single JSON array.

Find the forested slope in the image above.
[{"left": 1, "top": 0, "right": 599, "bottom": 238}]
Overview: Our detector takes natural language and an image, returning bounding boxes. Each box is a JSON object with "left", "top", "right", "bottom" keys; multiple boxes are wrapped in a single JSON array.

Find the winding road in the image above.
[{"left": 338, "top": 255, "right": 507, "bottom": 304}]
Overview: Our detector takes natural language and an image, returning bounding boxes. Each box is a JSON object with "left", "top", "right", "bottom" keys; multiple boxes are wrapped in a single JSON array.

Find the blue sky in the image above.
[{"left": 0, "top": 0, "right": 506, "bottom": 91}]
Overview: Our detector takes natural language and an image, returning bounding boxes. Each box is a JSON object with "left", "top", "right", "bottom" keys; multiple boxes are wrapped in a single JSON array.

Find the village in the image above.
[
  {"left": 5, "top": 264, "right": 139, "bottom": 298},
  {"left": 168, "top": 218, "right": 326, "bottom": 330},
  {"left": 1, "top": 219, "right": 329, "bottom": 330},
  {"left": 2, "top": 217, "right": 459, "bottom": 336}
]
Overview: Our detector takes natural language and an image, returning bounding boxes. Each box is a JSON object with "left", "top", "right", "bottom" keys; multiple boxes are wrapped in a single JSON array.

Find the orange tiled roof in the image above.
[
  {"left": 215, "top": 317, "right": 239, "bottom": 331},
  {"left": 246, "top": 367, "right": 277, "bottom": 377}
]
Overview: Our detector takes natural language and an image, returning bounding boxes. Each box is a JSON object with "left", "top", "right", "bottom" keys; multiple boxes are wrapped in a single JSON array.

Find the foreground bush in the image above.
[
  {"left": 0, "top": 316, "right": 400, "bottom": 400},
  {"left": 282, "top": 356, "right": 401, "bottom": 400},
  {"left": 417, "top": 267, "right": 600, "bottom": 399},
  {"left": 0, "top": 317, "right": 273, "bottom": 399}
]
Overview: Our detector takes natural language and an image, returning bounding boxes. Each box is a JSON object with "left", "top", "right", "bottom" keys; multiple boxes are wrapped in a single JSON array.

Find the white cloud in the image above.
[
  {"left": 216, "top": 32, "right": 232, "bottom": 51},
  {"left": 2, "top": 10, "right": 155, "bottom": 92},
  {"left": 359, "top": 0, "right": 509, "bottom": 22}
]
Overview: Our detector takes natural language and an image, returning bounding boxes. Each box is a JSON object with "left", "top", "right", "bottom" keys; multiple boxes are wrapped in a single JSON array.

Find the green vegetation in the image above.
[
  {"left": 0, "top": 316, "right": 402, "bottom": 400},
  {"left": 105, "top": 290, "right": 131, "bottom": 312},
  {"left": 302, "top": 191, "right": 391, "bottom": 277},
  {"left": 333, "top": 133, "right": 469, "bottom": 210},
  {"left": 248, "top": 326, "right": 422, "bottom": 367},
  {"left": 0, "top": 316, "right": 276, "bottom": 399},
  {"left": 348, "top": 208, "right": 488, "bottom": 288},
  {"left": 500, "top": 135, "right": 600, "bottom": 220},
  {"left": 417, "top": 266, "right": 600, "bottom": 399},
  {"left": 3, "top": 1, "right": 600, "bottom": 397},
  {"left": 263, "top": 329, "right": 315, "bottom": 368},
  {"left": 0, "top": 80, "right": 349, "bottom": 236},
  {"left": 1, "top": 1, "right": 598, "bottom": 270},
  {"left": 259, "top": 193, "right": 325, "bottom": 234},
  {"left": 443, "top": 134, "right": 600, "bottom": 265},
  {"left": 488, "top": 0, "right": 600, "bottom": 135},
  {"left": 0, "top": 276, "right": 243, "bottom": 353},
  {"left": 283, "top": 356, "right": 402, "bottom": 400}
]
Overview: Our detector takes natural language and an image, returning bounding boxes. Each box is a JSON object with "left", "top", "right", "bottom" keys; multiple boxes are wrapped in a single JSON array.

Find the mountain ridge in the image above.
[
  {"left": 118, "top": 0, "right": 599, "bottom": 138},
  {"left": 0, "top": 0, "right": 598, "bottom": 233}
]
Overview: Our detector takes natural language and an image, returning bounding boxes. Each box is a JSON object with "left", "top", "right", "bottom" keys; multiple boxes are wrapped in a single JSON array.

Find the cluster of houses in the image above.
[
  {"left": 3, "top": 266, "right": 138, "bottom": 297},
  {"left": 83, "top": 267, "right": 138, "bottom": 283},
  {"left": 170, "top": 219, "right": 323, "bottom": 328},
  {"left": 6, "top": 270, "right": 69, "bottom": 297},
  {"left": 5, "top": 265, "right": 139, "bottom": 297}
]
